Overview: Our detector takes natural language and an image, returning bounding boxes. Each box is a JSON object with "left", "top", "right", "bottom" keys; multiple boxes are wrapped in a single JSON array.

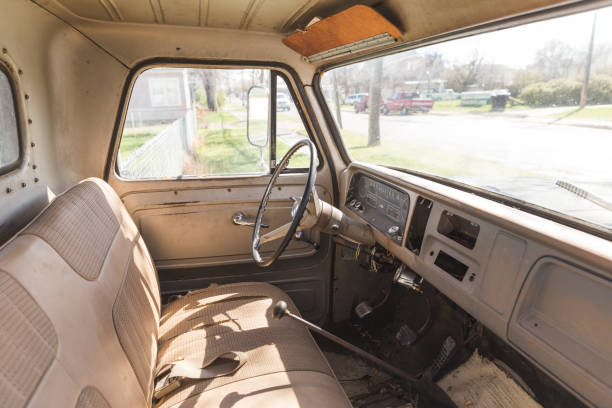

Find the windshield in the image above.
[{"left": 321, "top": 6, "right": 612, "bottom": 231}]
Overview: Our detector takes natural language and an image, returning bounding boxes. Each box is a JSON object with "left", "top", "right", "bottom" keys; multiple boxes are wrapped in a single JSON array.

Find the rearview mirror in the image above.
[{"left": 247, "top": 86, "right": 270, "bottom": 148}]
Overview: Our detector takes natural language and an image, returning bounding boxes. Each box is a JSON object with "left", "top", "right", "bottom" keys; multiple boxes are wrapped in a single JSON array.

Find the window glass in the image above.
[
  {"left": 321, "top": 6, "right": 612, "bottom": 230},
  {"left": 0, "top": 67, "right": 20, "bottom": 173},
  {"left": 149, "top": 77, "right": 181, "bottom": 107},
  {"left": 119, "top": 67, "right": 272, "bottom": 178},
  {"left": 118, "top": 68, "right": 314, "bottom": 179},
  {"left": 276, "top": 75, "right": 313, "bottom": 168}
]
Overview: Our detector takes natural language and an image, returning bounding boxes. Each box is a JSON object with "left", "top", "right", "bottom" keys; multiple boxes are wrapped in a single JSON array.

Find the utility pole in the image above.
[
  {"left": 368, "top": 58, "right": 384, "bottom": 146},
  {"left": 580, "top": 13, "right": 597, "bottom": 109},
  {"left": 332, "top": 70, "right": 343, "bottom": 129}
]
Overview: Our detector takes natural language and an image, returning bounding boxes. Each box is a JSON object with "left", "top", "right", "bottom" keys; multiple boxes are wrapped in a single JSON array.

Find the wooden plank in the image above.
[{"left": 282, "top": 5, "right": 402, "bottom": 57}]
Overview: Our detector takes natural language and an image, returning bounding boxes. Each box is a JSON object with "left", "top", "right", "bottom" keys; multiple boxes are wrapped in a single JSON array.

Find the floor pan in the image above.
[
  {"left": 323, "top": 349, "right": 541, "bottom": 408},
  {"left": 438, "top": 350, "right": 541, "bottom": 408}
]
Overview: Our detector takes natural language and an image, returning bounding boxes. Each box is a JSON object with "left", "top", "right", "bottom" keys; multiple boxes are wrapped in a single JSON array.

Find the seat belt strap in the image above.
[{"left": 153, "top": 351, "right": 247, "bottom": 402}]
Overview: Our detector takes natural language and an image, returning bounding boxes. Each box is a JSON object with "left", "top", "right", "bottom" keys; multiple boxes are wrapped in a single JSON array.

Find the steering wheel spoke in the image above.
[{"left": 260, "top": 222, "right": 293, "bottom": 245}]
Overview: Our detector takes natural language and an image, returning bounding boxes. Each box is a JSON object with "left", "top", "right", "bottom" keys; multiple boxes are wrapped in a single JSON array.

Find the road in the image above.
[{"left": 339, "top": 110, "right": 612, "bottom": 181}]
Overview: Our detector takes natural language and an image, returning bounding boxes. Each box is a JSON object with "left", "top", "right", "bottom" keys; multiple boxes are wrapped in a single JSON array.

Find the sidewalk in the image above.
[{"left": 442, "top": 105, "right": 612, "bottom": 130}]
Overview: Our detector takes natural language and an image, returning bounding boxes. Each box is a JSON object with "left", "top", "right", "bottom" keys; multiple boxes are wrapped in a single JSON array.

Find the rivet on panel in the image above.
[
  {"left": 28, "top": 118, "right": 32, "bottom": 124},
  {"left": 1, "top": 48, "right": 7, "bottom": 54},
  {"left": 34, "top": 178, "right": 39, "bottom": 183},
  {"left": 6, "top": 187, "right": 12, "bottom": 194},
  {"left": 21, "top": 182, "right": 26, "bottom": 188},
  {"left": 30, "top": 142, "right": 35, "bottom": 147},
  {"left": 25, "top": 94, "right": 29, "bottom": 100},
  {"left": 18, "top": 69, "right": 23, "bottom": 75},
  {"left": 32, "top": 164, "right": 37, "bottom": 170},
  {"left": 227, "top": 188, "right": 232, "bottom": 192}
]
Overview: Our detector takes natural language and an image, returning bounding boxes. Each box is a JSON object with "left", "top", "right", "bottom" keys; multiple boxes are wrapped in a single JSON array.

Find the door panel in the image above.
[
  {"left": 112, "top": 174, "right": 334, "bottom": 323},
  {"left": 129, "top": 185, "right": 327, "bottom": 266}
]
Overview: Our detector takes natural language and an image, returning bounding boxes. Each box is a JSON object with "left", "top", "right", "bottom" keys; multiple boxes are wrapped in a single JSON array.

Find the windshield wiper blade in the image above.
[{"left": 556, "top": 180, "right": 612, "bottom": 212}]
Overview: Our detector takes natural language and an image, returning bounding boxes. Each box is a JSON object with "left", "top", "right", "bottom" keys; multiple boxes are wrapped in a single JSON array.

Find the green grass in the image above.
[
  {"left": 194, "top": 127, "right": 267, "bottom": 174},
  {"left": 277, "top": 138, "right": 311, "bottom": 168},
  {"left": 341, "top": 129, "right": 534, "bottom": 178},
  {"left": 549, "top": 106, "right": 612, "bottom": 122},
  {"left": 201, "top": 111, "right": 240, "bottom": 125},
  {"left": 119, "top": 125, "right": 166, "bottom": 161}
]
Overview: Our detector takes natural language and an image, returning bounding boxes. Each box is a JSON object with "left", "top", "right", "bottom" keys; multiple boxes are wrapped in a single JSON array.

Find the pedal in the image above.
[
  {"left": 355, "top": 301, "right": 374, "bottom": 318},
  {"left": 395, "top": 324, "right": 418, "bottom": 346},
  {"left": 423, "top": 336, "right": 456, "bottom": 380}
]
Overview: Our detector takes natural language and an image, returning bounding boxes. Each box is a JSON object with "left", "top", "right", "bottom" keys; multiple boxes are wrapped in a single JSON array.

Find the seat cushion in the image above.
[
  {"left": 159, "top": 282, "right": 297, "bottom": 343},
  {"left": 0, "top": 178, "right": 350, "bottom": 407},
  {"left": 160, "top": 371, "right": 351, "bottom": 408},
  {"left": 156, "top": 282, "right": 351, "bottom": 408}
]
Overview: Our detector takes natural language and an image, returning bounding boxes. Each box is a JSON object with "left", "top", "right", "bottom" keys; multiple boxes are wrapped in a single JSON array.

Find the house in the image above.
[{"left": 125, "top": 68, "right": 194, "bottom": 126}]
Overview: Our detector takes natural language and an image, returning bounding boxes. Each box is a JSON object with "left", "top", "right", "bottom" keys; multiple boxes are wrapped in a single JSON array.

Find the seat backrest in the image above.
[{"left": 0, "top": 178, "right": 160, "bottom": 407}]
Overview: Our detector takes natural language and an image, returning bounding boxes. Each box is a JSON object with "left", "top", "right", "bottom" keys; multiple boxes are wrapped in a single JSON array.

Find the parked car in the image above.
[
  {"left": 381, "top": 92, "right": 434, "bottom": 114},
  {"left": 353, "top": 94, "right": 368, "bottom": 113},
  {"left": 277, "top": 93, "right": 291, "bottom": 111},
  {"left": 345, "top": 92, "right": 368, "bottom": 105}
]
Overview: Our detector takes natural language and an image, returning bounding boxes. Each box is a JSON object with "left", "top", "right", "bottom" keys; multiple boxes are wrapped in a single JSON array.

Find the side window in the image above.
[
  {"left": 275, "top": 75, "right": 312, "bottom": 168},
  {"left": 0, "top": 66, "right": 20, "bottom": 174},
  {"left": 117, "top": 67, "right": 315, "bottom": 179}
]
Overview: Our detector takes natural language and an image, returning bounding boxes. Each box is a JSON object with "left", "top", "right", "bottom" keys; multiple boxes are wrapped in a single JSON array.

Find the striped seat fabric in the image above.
[{"left": 0, "top": 178, "right": 350, "bottom": 408}]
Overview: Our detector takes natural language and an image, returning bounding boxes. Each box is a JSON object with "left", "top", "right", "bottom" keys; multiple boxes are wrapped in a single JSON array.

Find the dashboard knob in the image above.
[{"left": 388, "top": 225, "right": 401, "bottom": 236}]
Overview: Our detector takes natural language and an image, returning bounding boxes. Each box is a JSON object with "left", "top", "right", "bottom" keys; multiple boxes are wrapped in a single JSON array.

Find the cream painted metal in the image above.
[{"left": 339, "top": 162, "right": 612, "bottom": 407}]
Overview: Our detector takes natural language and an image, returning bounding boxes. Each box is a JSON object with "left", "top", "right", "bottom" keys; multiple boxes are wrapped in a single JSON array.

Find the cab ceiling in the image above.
[
  {"left": 41, "top": 0, "right": 575, "bottom": 37},
  {"left": 46, "top": 0, "right": 367, "bottom": 33}
]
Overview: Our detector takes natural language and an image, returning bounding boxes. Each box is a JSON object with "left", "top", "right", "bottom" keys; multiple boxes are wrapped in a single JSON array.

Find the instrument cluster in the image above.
[{"left": 346, "top": 172, "right": 410, "bottom": 242}]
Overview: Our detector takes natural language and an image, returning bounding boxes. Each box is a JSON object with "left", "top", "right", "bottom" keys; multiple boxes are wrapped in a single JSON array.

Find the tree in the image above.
[
  {"left": 444, "top": 50, "right": 483, "bottom": 92},
  {"left": 531, "top": 40, "right": 576, "bottom": 80},
  {"left": 198, "top": 70, "right": 218, "bottom": 111},
  {"left": 368, "top": 58, "right": 383, "bottom": 147}
]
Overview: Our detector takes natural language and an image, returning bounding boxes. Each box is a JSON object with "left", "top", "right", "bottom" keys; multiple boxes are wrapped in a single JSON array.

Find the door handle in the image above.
[{"left": 232, "top": 212, "right": 268, "bottom": 228}]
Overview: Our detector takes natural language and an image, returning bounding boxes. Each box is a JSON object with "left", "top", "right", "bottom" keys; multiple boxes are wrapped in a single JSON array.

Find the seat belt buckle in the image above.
[{"left": 153, "top": 375, "right": 182, "bottom": 401}]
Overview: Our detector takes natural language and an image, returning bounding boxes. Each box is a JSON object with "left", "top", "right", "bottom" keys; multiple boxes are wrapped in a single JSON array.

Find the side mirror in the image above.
[{"left": 247, "top": 86, "right": 270, "bottom": 147}]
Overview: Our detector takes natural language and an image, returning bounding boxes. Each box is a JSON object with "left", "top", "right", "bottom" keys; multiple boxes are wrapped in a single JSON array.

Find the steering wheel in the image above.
[{"left": 252, "top": 139, "right": 318, "bottom": 267}]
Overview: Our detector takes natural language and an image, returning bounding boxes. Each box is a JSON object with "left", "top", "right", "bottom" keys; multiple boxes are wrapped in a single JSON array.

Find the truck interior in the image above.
[{"left": 1, "top": 1, "right": 611, "bottom": 407}]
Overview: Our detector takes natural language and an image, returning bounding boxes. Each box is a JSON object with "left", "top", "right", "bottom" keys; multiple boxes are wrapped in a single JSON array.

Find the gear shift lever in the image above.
[
  {"left": 273, "top": 300, "right": 457, "bottom": 408},
  {"left": 274, "top": 300, "right": 415, "bottom": 381}
]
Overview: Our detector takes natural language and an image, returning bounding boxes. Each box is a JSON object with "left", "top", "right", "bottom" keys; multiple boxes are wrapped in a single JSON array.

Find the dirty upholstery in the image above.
[{"left": 0, "top": 178, "right": 350, "bottom": 408}]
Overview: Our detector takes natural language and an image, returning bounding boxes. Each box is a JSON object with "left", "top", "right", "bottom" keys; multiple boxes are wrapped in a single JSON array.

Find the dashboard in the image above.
[
  {"left": 341, "top": 164, "right": 612, "bottom": 408},
  {"left": 345, "top": 172, "right": 410, "bottom": 243}
]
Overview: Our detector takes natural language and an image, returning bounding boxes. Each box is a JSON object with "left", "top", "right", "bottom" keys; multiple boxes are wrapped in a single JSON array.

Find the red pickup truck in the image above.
[{"left": 381, "top": 92, "right": 434, "bottom": 114}]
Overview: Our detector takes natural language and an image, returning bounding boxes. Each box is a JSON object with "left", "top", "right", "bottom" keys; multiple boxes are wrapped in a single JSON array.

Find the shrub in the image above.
[
  {"left": 519, "top": 75, "right": 612, "bottom": 106},
  {"left": 588, "top": 75, "right": 612, "bottom": 104},
  {"left": 519, "top": 78, "right": 581, "bottom": 106}
]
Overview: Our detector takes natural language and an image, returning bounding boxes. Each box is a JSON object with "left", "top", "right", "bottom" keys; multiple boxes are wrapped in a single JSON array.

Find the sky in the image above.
[{"left": 423, "top": 5, "right": 612, "bottom": 69}]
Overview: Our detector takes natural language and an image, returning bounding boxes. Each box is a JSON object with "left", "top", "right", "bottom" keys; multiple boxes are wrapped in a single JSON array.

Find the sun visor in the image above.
[{"left": 282, "top": 5, "right": 402, "bottom": 64}]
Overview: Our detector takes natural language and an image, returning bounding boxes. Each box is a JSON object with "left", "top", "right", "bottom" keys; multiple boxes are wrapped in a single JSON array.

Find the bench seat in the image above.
[{"left": 0, "top": 178, "right": 350, "bottom": 408}]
